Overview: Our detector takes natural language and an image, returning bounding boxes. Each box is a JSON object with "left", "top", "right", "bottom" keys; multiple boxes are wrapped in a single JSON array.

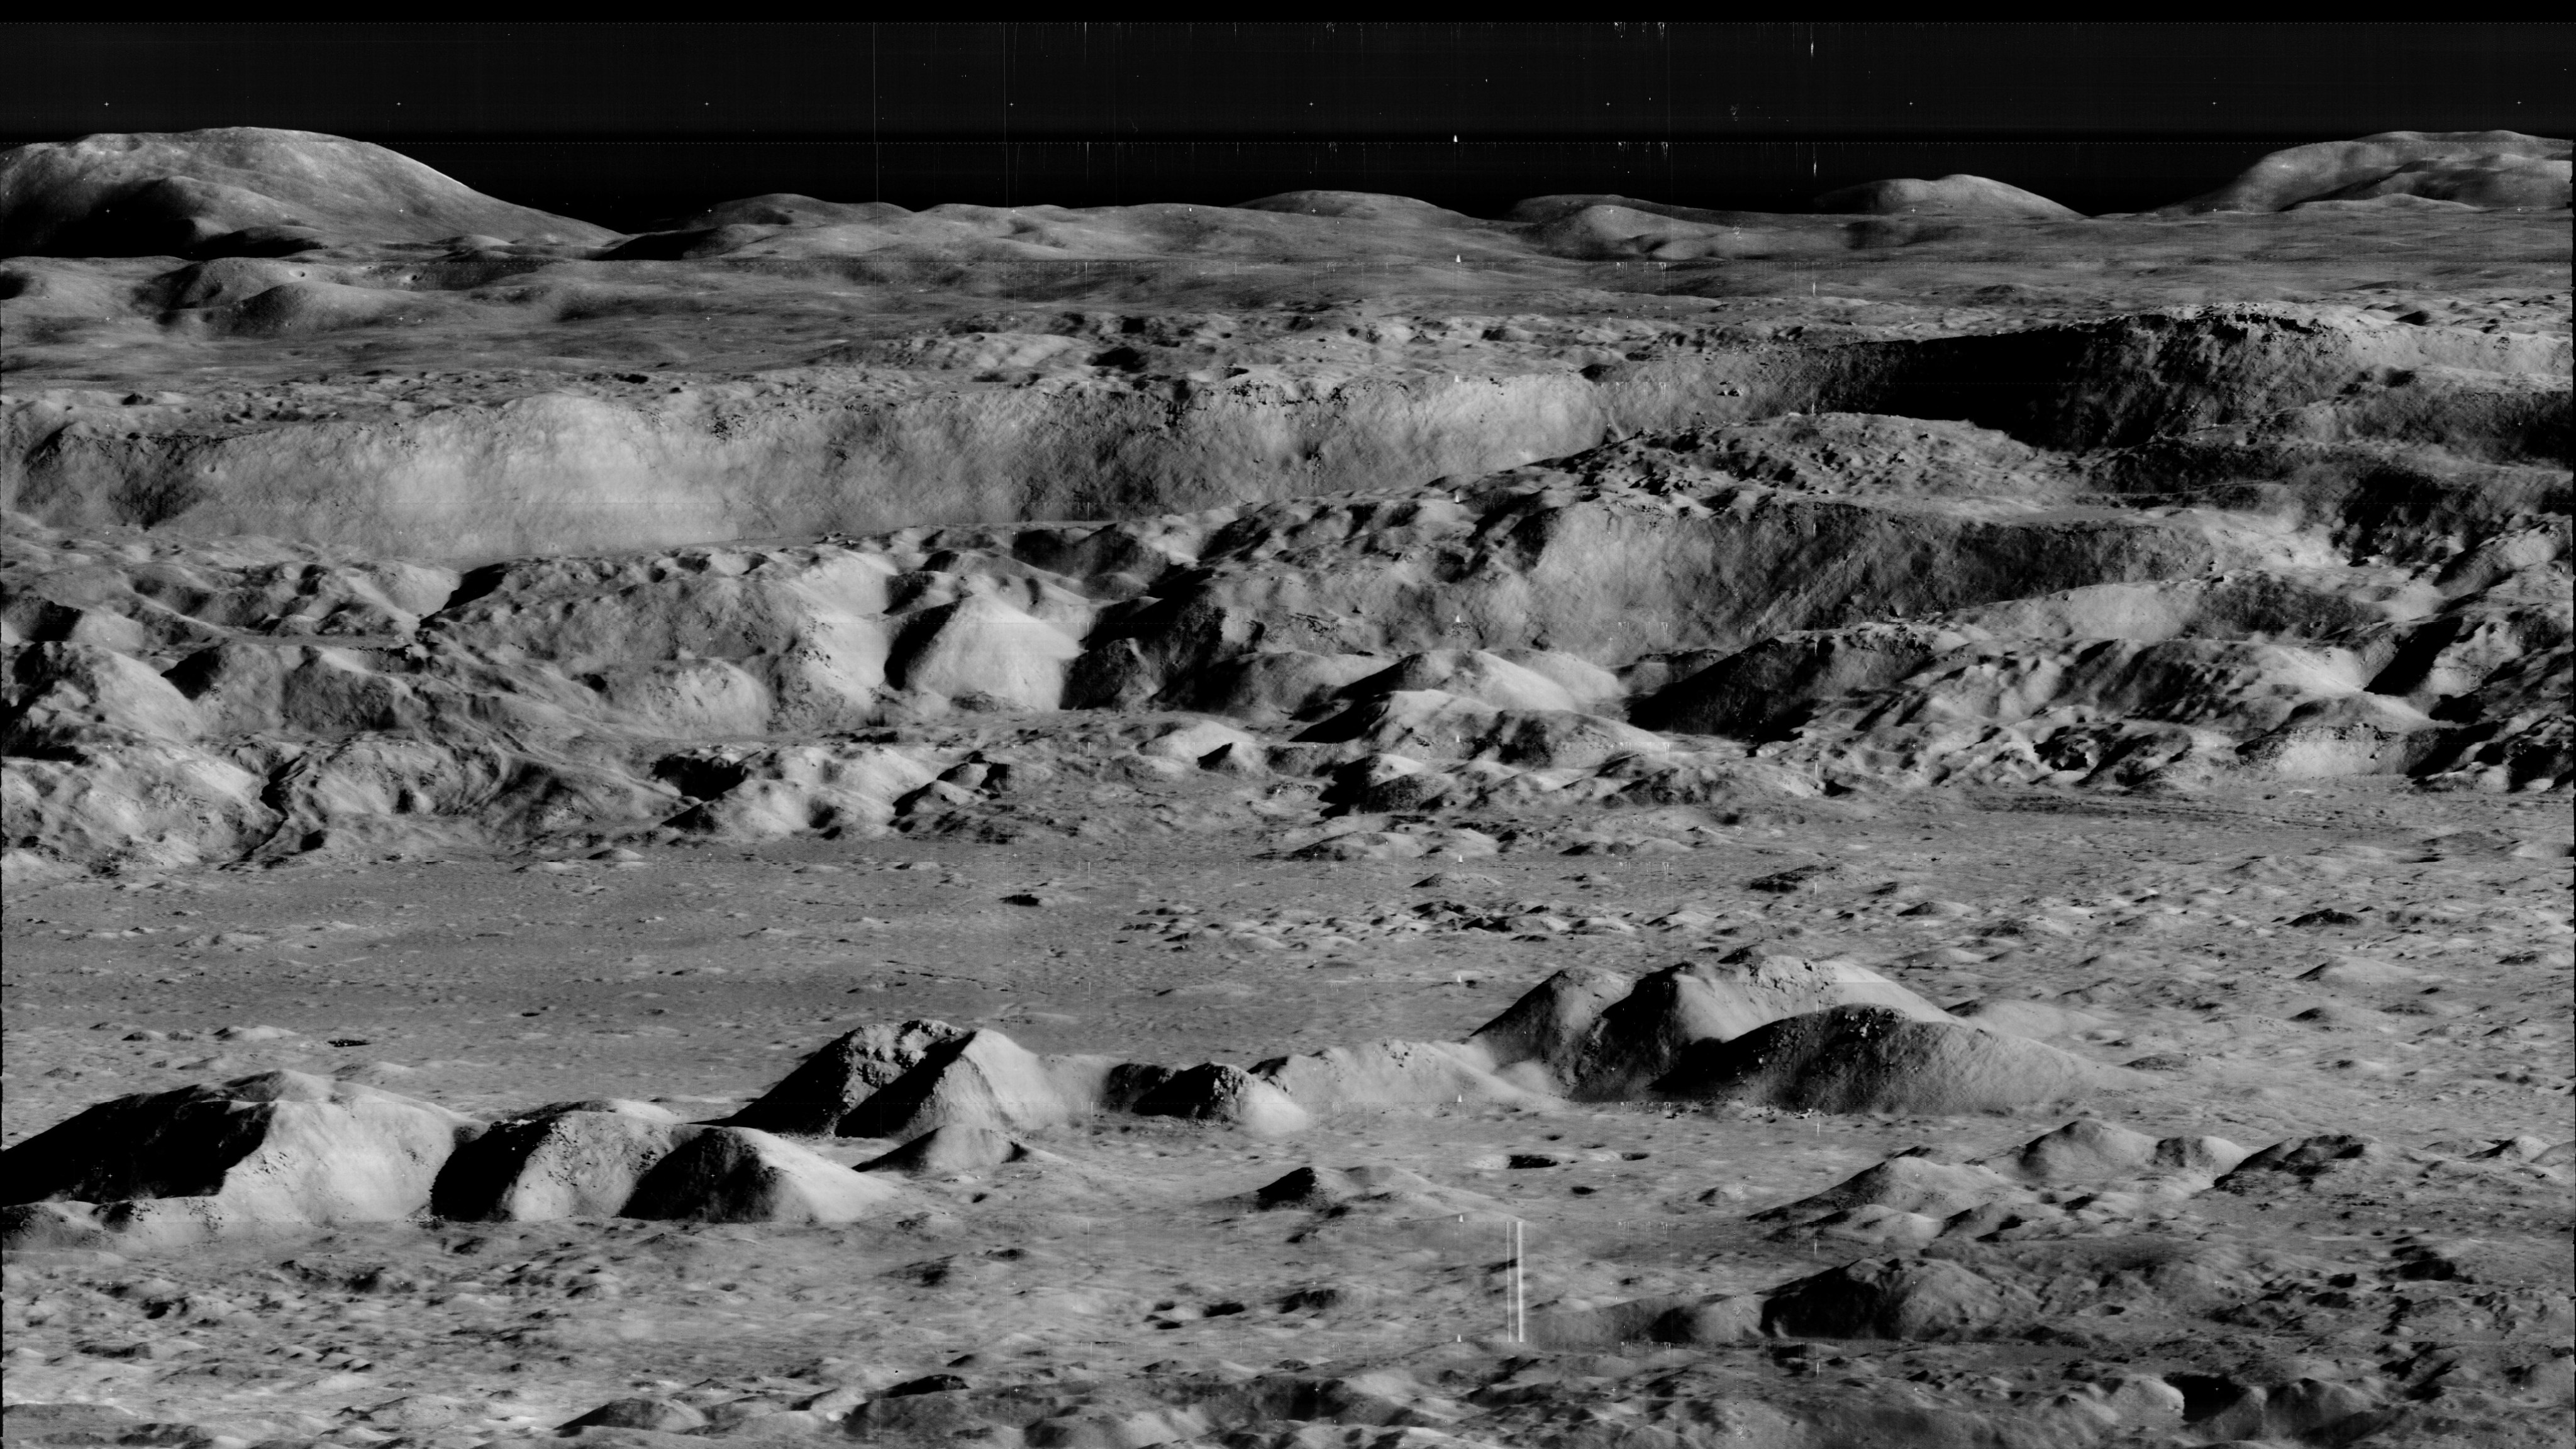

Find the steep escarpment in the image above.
[
  {"left": 6, "top": 400, "right": 2563, "bottom": 872},
  {"left": 4, "top": 303, "right": 2560, "bottom": 564}
]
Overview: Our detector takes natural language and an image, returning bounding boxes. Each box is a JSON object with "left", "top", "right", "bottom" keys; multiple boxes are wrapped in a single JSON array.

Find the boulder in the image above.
[{"left": 1762, "top": 1256, "right": 2035, "bottom": 1340}]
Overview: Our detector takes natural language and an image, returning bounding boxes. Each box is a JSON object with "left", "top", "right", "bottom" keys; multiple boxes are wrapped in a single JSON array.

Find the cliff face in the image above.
[{"left": 3, "top": 299, "right": 2563, "bottom": 564}]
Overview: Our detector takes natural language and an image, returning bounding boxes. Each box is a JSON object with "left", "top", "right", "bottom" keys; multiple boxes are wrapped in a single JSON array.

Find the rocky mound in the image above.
[
  {"left": 0, "top": 1070, "right": 480, "bottom": 1246},
  {"left": 619, "top": 1127, "right": 911, "bottom": 1224},
  {"left": 1814, "top": 175, "right": 2080, "bottom": 219},
  {"left": 723, "top": 1019, "right": 970, "bottom": 1135},
  {"left": 1458, "top": 964, "right": 1637, "bottom": 1092},
  {"left": 0, "top": 1074, "right": 925, "bottom": 1241},
  {"left": 1464, "top": 956, "right": 1958, "bottom": 1100},
  {"left": 429, "top": 1099, "right": 697, "bottom": 1223},
  {"left": 1753, "top": 1117, "right": 2256, "bottom": 1249},
  {"left": 1652, "top": 1005, "right": 2103, "bottom": 1113},
  {"left": 1526, "top": 1290, "right": 1765, "bottom": 1350},
  {"left": 1, "top": 996, "right": 2156, "bottom": 1249},
  {"left": 856, "top": 1123, "right": 1043, "bottom": 1176},
  {"left": 0, "top": 128, "right": 617, "bottom": 257},
  {"left": 1994, "top": 1116, "right": 2248, "bottom": 1182},
  {"left": 1120, "top": 1063, "right": 1314, "bottom": 1136},
  {"left": 715, "top": 1024, "right": 1541, "bottom": 1149},
  {"left": 834, "top": 1029, "right": 1119, "bottom": 1140},
  {"left": 2163, "top": 130, "right": 2571, "bottom": 213}
]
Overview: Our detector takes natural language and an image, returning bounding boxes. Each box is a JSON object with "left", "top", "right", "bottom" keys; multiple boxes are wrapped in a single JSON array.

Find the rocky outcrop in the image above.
[{"left": 0, "top": 1070, "right": 481, "bottom": 1246}]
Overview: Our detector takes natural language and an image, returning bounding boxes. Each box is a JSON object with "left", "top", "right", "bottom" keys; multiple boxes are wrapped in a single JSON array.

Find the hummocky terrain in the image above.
[{"left": 0, "top": 127, "right": 2569, "bottom": 1448}]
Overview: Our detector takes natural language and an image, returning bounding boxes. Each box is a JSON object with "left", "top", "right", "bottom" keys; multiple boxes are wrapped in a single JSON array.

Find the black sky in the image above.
[{"left": 7, "top": 23, "right": 2570, "bottom": 225}]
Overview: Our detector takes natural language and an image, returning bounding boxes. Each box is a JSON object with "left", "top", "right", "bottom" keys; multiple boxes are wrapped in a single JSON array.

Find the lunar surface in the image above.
[{"left": 2, "top": 127, "right": 2570, "bottom": 1448}]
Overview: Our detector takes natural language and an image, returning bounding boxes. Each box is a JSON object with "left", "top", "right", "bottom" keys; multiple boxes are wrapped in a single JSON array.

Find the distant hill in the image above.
[
  {"left": 2160, "top": 130, "right": 2571, "bottom": 213},
  {"left": 0, "top": 127, "right": 618, "bottom": 257}
]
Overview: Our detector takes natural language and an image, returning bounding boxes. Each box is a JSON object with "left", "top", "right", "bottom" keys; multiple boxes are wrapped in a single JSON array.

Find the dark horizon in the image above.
[{"left": 6, "top": 23, "right": 2570, "bottom": 228}]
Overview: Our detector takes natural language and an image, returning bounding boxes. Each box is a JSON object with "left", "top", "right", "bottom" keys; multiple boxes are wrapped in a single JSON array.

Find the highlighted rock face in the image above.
[
  {"left": 1994, "top": 1117, "right": 2161, "bottom": 1182},
  {"left": 1652, "top": 1005, "right": 2101, "bottom": 1114},
  {"left": 1466, "top": 957, "right": 1957, "bottom": 1101},
  {"left": 4, "top": 641, "right": 204, "bottom": 749},
  {"left": 1127, "top": 1063, "right": 1313, "bottom": 1137},
  {"left": 663, "top": 743, "right": 940, "bottom": 841},
  {"left": 620, "top": 1126, "right": 909, "bottom": 1224},
  {"left": 836, "top": 1028, "right": 1118, "bottom": 1140},
  {"left": 430, "top": 1101, "right": 696, "bottom": 1223},
  {"left": 0, "top": 1070, "right": 481, "bottom": 1245},
  {"left": 730, "top": 1019, "right": 1352, "bottom": 1145},
  {"left": 725, "top": 1019, "right": 972, "bottom": 1136},
  {"left": 0, "top": 737, "right": 280, "bottom": 871},
  {"left": 1460, "top": 963, "right": 1628, "bottom": 1072},
  {"left": 890, "top": 593, "right": 1086, "bottom": 709}
]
